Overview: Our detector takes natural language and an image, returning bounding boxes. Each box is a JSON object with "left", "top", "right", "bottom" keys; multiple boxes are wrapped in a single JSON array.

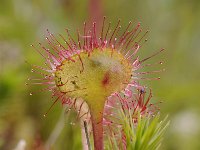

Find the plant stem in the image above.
[{"left": 90, "top": 108, "right": 104, "bottom": 150}]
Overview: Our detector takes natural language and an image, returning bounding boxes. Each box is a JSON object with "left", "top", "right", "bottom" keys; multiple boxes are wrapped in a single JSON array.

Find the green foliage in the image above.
[{"left": 106, "top": 110, "right": 169, "bottom": 150}]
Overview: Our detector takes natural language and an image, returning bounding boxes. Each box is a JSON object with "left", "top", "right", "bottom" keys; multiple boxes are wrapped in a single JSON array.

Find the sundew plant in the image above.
[{"left": 27, "top": 17, "right": 169, "bottom": 150}]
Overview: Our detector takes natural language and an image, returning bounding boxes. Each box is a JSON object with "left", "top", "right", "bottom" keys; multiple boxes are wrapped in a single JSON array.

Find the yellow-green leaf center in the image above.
[{"left": 55, "top": 48, "right": 132, "bottom": 108}]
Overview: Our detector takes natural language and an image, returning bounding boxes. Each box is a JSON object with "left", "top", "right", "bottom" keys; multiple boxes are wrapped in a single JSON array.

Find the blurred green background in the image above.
[{"left": 0, "top": 0, "right": 200, "bottom": 149}]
